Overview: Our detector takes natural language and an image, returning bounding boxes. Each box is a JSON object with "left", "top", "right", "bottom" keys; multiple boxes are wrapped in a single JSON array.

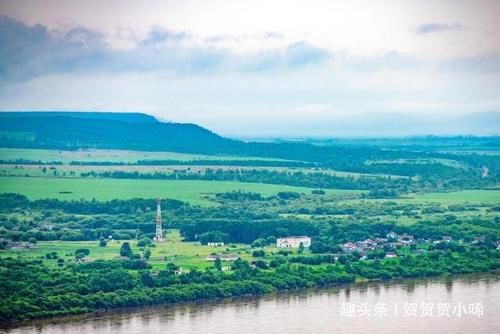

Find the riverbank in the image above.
[
  {"left": 0, "top": 272, "right": 500, "bottom": 333},
  {"left": 2, "top": 273, "right": 499, "bottom": 334}
]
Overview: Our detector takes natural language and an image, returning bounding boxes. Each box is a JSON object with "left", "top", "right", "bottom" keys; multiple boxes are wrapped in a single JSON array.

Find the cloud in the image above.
[
  {"left": 416, "top": 22, "right": 464, "bottom": 34},
  {"left": 141, "top": 27, "right": 191, "bottom": 46},
  {"left": 204, "top": 32, "right": 283, "bottom": 44},
  {"left": 0, "top": 15, "right": 109, "bottom": 80},
  {"left": 284, "top": 42, "right": 330, "bottom": 67},
  {"left": 0, "top": 15, "right": 332, "bottom": 82}
]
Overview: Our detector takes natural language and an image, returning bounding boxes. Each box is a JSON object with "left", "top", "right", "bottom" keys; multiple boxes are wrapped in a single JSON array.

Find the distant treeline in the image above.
[
  {"left": 2, "top": 113, "right": 498, "bottom": 181},
  {"left": 79, "top": 169, "right": 411, "bottom": 191},
  {"left": 1, "top": 193, "right": 498, "bottom": 246},
  {"left": 69, "top": 159, "right": 316, "bottom": 167},
  {"left": 0, "top": 193, "right": 186, "bottom": 215},
  {"left": 0, "top": 159, "right": 63, "bottom": 165}
]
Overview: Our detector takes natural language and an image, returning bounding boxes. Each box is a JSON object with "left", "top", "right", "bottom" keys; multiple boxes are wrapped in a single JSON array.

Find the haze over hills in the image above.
[
  {"left": 0, "top": 111, "right": 499, "bottom": 172},
  {"left": 0, "top": 111, "right": 234, "bottom": 154},
  {"left": 0, "top": 112, "right": 159, "bottom": 123},
  {"left": 1, "top": 111, "right": 499, "bottom": 140},
  {"left": 231, "top": 111, "right": 500, "bottom": 138}
]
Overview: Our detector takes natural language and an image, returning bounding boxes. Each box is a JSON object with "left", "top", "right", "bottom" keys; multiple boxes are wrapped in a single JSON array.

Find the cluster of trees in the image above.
[
  {"left": 1, "top": 247, "right": 498, "bottom": 322},
  {"left": 0, "top": 194, "right": 186, "bottom": 215},
  {"left": 79, "top": 168, "right": 412, "bottom": 193},
  {"left": 1, "top": 193, "right": 498, "bottom": 248},
  {"left": 215, "top": 191, "right": 265, "bottom": 201},
  {"left": 70, "top": 159, "right": 314, "bottom": 168},
  {"left": 180, "top": 218, "right": 319, "bottom": 244}
]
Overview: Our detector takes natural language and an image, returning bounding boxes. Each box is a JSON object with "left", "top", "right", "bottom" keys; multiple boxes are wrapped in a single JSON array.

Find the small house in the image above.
[
  {"left": 276, "top": 236, "right": 311, "bottom": 248},
  {"left": 385, "top": 252, "right": 398, "bottom": 259},
  {"left": 442, "top": 236, "right": 453, "bottom": 242},
  {"left": 207, "top": 242, "right": 225, "bottom": 247},
  {"left": 205, "top": 254, "right": 240, "bottom": 261}
]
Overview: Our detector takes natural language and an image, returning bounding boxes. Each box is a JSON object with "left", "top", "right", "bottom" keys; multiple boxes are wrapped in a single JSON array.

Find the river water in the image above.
[{"left": 2, "top": 274, "right": 499, "bottom": 334}]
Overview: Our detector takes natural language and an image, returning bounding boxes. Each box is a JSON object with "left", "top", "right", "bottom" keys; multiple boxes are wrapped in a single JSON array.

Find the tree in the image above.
[
  {"left": 251, "top": 238, "right": 267, "bottom": 248},
  {"left": 99, "top": 237, "right": 107, "bottom": 247},
  {"left": 277, "top": 191, "right": 300, "bottom": 200},
  {"left": 198, "top": 231, "right": 229, "bottom": 245},
  {"left": 143, "top": 248, "right": 151, "bottom": 260},
  {"left": 214, "top": 257, "right": 222, "bottom": 271},
  {"left": 120, "top": 242, "right": 133, "bottom": 257},
  {"left": 252, "top": 249, "right": 265, "bottom": 257},
  {"left": 254, "top": 260, "right": 269, "bottom": 269},
  {"left": 166, "top": 262, "right": 178, "bottom": 273},
  {"left": 75, "top": 248, "right": 90, "bottom": 259},
  {"left": 137, "top": 237, "right": 152, "bottom": 247}
]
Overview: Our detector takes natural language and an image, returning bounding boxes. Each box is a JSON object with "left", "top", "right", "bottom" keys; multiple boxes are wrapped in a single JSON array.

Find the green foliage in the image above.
[
  {"left": 1, "top": 247, "right": 498, "bottom": 322},
  {"left": 252, "top": 249, "right": 266, "bottom": 257},
  {"left": 99, "top": 237, "right": 107, "bottom": 247},
  {"left": 0, "top": 131, "right": 499, "bottom": 323},
  {"left": 214, "top": 257, "right": 222, "bottom": 271},
  {"left": 74, "top": 248, "right": 90, "bottom": 259},
  {"left": 197, "top": 231, "right": 229, "bottom": 244},
  {"left": 137, "top": 237, "right": 153, "bottom": 247},
  {"left": 143, "top": 248, "right": 151, "bottom": 260},
  {"left": 277, "top": 191, "right": 301, "bottom": 200},
  {"left": 120, "top": 242, "right": 133, "bottom": 258}
]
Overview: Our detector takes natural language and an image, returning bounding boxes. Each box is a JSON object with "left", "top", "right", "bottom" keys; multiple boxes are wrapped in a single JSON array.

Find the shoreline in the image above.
[{"left": 2, "top": 271, "right": 498, "bottom": 330}]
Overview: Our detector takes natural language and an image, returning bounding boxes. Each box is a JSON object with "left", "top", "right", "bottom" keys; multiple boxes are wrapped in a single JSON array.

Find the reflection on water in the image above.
[{"left": 1, "top": 274, "right": 499, "bottom": 334}]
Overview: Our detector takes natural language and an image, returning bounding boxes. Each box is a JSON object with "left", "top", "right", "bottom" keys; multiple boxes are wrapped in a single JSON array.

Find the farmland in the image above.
[
  {"left": 0, "top": 135, "right": 499, "bottom": 322},
  {"left": 0, "top": 176, "right": 350, "bottom": 206},
  {"left": 0, "top": 147, "right": 293, "bottom": 164},
  {"left": 0, "top": 230, "right": 256, "bottom": 270}
]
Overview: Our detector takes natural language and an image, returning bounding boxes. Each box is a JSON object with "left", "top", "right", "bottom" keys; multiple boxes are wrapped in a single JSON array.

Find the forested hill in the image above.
[
  {"left": 0, "top": 112, "right": 498, "bottom": 183},
  {"left": 0, "top": 112, "right": 360, "bottom": 163},
  {"left": 0, "top": 111, "right": 158, "bottom": 123},
  {"left": 0, "top": 112, "right": 239, "bottom": 154}
]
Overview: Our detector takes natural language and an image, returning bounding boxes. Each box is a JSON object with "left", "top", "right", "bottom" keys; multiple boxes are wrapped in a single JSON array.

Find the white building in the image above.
[
  {"left": 385, "top": 252, "right": 398, "bottom": 258},
  {"left": 205, "top": 254, "right": 240, "bottom": 261},
  {"left": 207, "top": 242, "right": 224, "bottom": 247},
  {"left": 276, "top": 236, "right": 311, "bottom": 248}
]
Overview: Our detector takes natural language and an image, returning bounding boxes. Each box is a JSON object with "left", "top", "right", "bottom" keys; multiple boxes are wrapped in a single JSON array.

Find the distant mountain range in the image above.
[
  {"left": 235, "top": 111, "right": 500, "bottom": 138},
  {"left": 0, "top": 111, "right": 159, "bottom": 124},
  {"left": 0, "top": 111, "right": 235, "bottom": 154},
  {"left": 0, "top": 111, "right": 386, "bottom": 170},
  {"left": 0, "top": 111, "right": 498, "bottom": 171}
]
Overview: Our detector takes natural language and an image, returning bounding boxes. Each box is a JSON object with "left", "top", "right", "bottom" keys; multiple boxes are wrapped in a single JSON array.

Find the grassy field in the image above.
[
  {"left": 366, "top": 158, "right": 469, "bottom": 169},
  {"left": 0, "top": 164, "right": 407, "bottom": 181},
  {"left": 0, "top": 230, "right": 270, "bottom": 270},
  {"left": 0, "top": 147, "right": 292, "bottom": 164},
  {"left": 404, "top": 190, "right": 500, "bottom": 204},
  {"left": 341, "top": 190, "right": 500, "bottom": 205},
  {"left": 0, "top": 176, "right": 358, "bottom": 206}
]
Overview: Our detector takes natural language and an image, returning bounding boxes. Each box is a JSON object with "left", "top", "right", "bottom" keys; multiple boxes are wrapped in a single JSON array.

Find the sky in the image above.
[{"left": 0, "top": 0, "right": 499, "bottom": 137}]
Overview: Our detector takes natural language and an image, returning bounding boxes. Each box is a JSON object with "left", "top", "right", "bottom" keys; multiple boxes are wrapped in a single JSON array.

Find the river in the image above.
[{"left": 1, "top": 274, "right": 499, "bottom": 334}]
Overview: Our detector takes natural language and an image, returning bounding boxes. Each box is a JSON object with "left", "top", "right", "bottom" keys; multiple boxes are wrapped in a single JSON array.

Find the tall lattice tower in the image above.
[{"left": 155, "top": 197, "right": 164, "bottom": 242}]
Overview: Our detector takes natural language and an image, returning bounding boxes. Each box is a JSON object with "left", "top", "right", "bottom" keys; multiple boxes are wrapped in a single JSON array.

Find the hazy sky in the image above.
[{"left": 0, "top": 0, "right": 499, "bottom": 136}]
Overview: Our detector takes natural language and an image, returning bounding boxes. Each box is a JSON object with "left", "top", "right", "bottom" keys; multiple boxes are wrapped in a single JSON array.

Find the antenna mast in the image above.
[{"left": 155, "top": 197, "right": 164, "bottom": 242}]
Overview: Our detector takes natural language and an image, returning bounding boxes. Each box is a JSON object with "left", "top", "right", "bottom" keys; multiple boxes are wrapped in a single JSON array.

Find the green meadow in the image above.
[
  {"left": 0, "top": 176, "right": 356, "bottom": 206},
  {"left": 408, "top": 190, "right": 500, "bottom": 204},
  {"left": 341, "top": 190, "right": 500, "bottom": 205},
  {"left": 0, "top": 230, "right": 265, "bottom": 270},
  {"left": 0, "top": 147, "right": 291, "bottom": 164}
]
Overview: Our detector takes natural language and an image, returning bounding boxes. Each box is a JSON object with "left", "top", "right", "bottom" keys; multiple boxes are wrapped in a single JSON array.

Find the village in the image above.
[{"left": 197, "top": 230, "right": 500, "bottom": 272}]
